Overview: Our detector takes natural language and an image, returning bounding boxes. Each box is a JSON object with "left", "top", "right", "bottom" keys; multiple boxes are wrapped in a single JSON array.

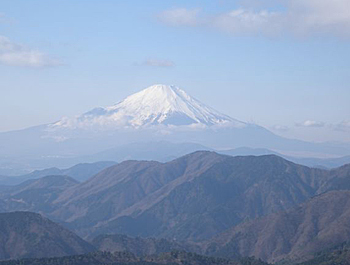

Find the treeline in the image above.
[
  {"left": 0, "top": 252, "right": 150, "bottom": 265},
  {"left": 297, "top": 242, "right": 350, "bottom": 265},
  {"left": 0, "top": 251, "right": 268, "bottom": 265}
]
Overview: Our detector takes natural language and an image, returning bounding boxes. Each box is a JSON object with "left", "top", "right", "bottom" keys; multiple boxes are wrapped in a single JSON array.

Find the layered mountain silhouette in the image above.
[
  {"left": 0, "top": 175, "right": 79, "bottom": 213},
  {"left": 1, "top": 152, "right": 349, "bottom": 243},
  {"left": 0, "top": 152, "right": 349, "bottom": 264},
  {"left": 0, "top": 161, "right": 116, "bottom": 185},
  {"left": 51, "top": 152, "right": 339, "bottom": 240}
]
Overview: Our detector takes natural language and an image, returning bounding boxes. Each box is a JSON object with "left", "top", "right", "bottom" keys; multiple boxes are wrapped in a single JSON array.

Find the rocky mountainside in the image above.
[
  {"left": 48, "top": 151, "right": 346, "bottom": 240},
  {"left": 205, "top": 190, "right": 350, "bottom": 263},
  {"left": 0, "top": 212, "right": 94, "bottom": 260},
  {"left": 317, "top": 163, "right": 350, "bottom": 193}
]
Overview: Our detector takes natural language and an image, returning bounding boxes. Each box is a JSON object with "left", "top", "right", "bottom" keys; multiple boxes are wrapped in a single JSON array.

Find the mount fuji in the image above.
[
  {"left": 51, "top": 84, "right": 245, "bottom": 130},
  {"left": 0, "top": 84, "right": 349, "bottom": 174}
]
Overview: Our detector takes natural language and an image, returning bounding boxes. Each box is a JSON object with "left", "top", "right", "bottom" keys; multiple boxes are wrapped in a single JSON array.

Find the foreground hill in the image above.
[
  {"left": 52, "top": 151, "right": 339, "bottom": 240},
  {"left": 296, "top": 242, "right": 350, "bottom": 265},
  {"left": 0, "top": 212, "right": 94, "bottom": 260},
  {"left": 206, "top": 190, "right": 350, "bottom": 263}
]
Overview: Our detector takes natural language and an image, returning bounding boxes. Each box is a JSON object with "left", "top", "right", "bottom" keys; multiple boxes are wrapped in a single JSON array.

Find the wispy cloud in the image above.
[
  {"left": 271, "top": 124, "right": 289, "bottom": 132},
  {"left": 0, "top": 12, "right": 6, "bottom": 22},
  {"left": 158, "top": 8, "right": 200, "bottom": 27},
  {"left": 0, "top": 35, "right": 62, "bottom": 68},
  {"left": 138, "top": 58, "right": 175, "bottom": 68},
  {"left": 296, "top": 120, "right": 326, "bottom": 128},
  {"left": 0, "top": 13, "right": 13, "bottom": 24},
  {"left": 158, "top": 0, "right": 350, "bottom": 39},
  {"left": 213, "top": 8, "right": 281, "bottom": 36},
  {"left": 334, "top": 121, "right": 350, "bottom": 132}
]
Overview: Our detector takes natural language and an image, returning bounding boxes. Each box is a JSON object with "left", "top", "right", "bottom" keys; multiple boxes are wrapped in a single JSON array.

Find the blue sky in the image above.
[{"left": 0, "top": 0, "right": 349, "bottom": 142}]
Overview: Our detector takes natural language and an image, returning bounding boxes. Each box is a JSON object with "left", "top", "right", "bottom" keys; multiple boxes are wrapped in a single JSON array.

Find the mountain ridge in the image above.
[
  {"left": 205, "top": 190, "right": 350, "bottom": 263},
  {"left": 46, "top": 151, "right": 338, "bottom": 240}
]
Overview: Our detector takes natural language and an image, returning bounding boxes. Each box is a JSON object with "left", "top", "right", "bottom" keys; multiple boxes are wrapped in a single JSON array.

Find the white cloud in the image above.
[
  {"left": 143, "top": 58, "right": 175, "bottom": 68},
  {"left": 296, "top": 120, "right": 325, "bottom": 128},
  {"left": 0, "top": 35, "right": 61, "bottom": 68},
  {"left": 159, "top": 0, "right": 350, "bottom": 38},
  {"left": 158, "top": 8, "right": 200, "bottom": 27},
  {"left": 287, "top": 0, "right": 350, "bottom": 37},
  {"left": 213, "top": 8, "right": 281, "bottom": 36}
]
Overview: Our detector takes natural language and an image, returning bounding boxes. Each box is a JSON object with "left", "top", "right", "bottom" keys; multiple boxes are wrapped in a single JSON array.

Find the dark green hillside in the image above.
[
  {"left": 296, "top": 242, "right": 350, "bottom": 265},
  {"left": 92, "top": 234, "right": 200, "bottom": 256},
  {"left": 0, "top": 251, "right": 268, "bottom": 265}
]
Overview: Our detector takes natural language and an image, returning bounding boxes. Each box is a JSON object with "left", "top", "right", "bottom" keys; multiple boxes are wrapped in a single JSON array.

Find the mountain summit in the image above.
[
  {"left": 53, "top": 84, "right": 244, "bottom": 129},
  {"left": 1, "top": 84, "right": 349, "bottom": 172}
]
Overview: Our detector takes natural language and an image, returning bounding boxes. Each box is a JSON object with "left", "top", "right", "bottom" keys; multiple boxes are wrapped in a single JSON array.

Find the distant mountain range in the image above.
[
  {"left": 0, "top": 161, "right": 116, "bottom": 185},
  {"left": 1, "top": 142, "right": 350, "bottom": 181},
  {"left": 0, "top": 84, "right": 349, "bottom": 176},
  {"left": 220, "top": 147, "right": 350, "bottom": 169},
  {"left": 79, "top": 143, "right": 350, "bottom": 170}
]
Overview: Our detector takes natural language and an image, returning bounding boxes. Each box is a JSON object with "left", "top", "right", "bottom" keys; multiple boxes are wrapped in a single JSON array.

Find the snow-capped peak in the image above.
[{"left": 53, "top": 84, "right": 245, "bottom": 129}]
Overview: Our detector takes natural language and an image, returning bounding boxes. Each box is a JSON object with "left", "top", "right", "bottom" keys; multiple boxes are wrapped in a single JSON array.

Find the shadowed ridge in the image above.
[
  {"left": 206, "top": 190, "right": 350, "bottom": 263},
  {"left": 0, "top": 211, "right": 95, "bottom": 260}
]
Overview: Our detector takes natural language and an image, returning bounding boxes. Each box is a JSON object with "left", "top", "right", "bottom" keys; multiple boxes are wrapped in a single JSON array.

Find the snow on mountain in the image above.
[{"left": 52, "top": 84, "right": 245, "bottom": 130}]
